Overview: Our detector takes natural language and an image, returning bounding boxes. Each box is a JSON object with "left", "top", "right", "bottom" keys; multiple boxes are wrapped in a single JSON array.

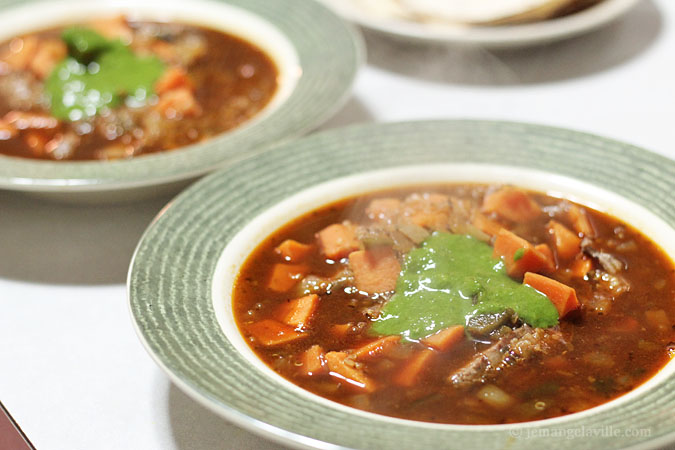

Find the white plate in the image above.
[{"left": 320, "top": 0, "right": 642, "bottom": 47}]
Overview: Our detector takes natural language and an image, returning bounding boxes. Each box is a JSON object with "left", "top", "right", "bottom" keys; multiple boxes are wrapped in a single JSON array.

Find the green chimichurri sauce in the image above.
[
  {"left": 45, "top": 27, "right": 165, "bottom": 121},
  {"left": 371, "top": 232, "right": 558, "bottom": 340}
]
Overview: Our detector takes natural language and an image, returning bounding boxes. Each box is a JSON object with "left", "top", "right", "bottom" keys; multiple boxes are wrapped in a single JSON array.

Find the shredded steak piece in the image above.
[
  {"left": 581, "top": 237, "right": 625, "bottom": 274},
  {"left": 448, "top": 325, "right": 567, "bottom": 388},
  {"left": 356, "top": 224, "right": 415, "bottom": 255}
]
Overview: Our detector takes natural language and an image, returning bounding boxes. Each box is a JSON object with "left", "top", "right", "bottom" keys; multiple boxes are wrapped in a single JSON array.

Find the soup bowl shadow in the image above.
[{"left": 0, "top": 189, "right": 176, "bottom": 284}]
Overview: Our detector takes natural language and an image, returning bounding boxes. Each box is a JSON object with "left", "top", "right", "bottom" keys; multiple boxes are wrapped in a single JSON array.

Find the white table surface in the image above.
[{"left": 2, "top": 1, "right": 674, "bottom": 448}]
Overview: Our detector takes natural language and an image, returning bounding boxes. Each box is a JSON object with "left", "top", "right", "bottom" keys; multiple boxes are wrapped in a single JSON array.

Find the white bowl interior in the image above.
[
  {"left": 212, "top": 163, "right": 675, "bottom": 428},
  {"left": 0, "top": 0, "right": 300, "bottom": 127}
]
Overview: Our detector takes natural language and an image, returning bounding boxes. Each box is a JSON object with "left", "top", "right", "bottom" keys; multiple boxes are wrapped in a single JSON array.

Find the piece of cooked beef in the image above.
[
  {"left": 465, "top": 309, "right": 518, "bottom": 341},
  {"left": 448, "top": 325, "right": 567, "bottom": 388},
  {"left": 581, "top": 237, "right": 625, "bottom": 274}
]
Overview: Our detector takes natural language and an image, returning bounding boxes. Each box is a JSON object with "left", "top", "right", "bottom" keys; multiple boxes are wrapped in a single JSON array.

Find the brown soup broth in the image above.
[
  {"left": 233, "top": 185, "right": 675, "bottom": 424},
  {"left": 0, "top": 18, "right": 278, "bottom": 160}
]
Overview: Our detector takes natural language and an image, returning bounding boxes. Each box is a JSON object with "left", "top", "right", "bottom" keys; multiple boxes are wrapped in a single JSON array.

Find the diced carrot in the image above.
[
  {"left": 403, "top": 192, "right": 449, "bottom": 213},
  {"left": 154, "top": 66, "right": 192, "bottom": 95},
  {"left": 42, "top": 132, "right": 75, "bottom": 159},
  {"left": 331, "top": 323, "right": 351, "bottom": 339},
  {"left": 609, "top": 316, "right": 641, "bottom": 333},
  {"left": 547, "top": 220, "right": 581, "bottom": 261},
  {"left": 23, "top": 131, "right": 50, "bottom": 156},
  {"left": 5, "top": 112, "right": 59, "bottom": 156},
  {"left": 645, "top": 309, "right": 670, "bottom": 332},
  {"left": 316, "top": 223, "right": 361, "bottom": 260},
  {"left": 155, "top": 87, "right": 202, "bottom": 118},
  {"left": 4, "top": 111, "right": 59, "bottom": 130},
  {"left": 366, "top": 198, "right": 401, "bottom": 222},
  {"left": 421, "top": 325, "right": 465, "bottom": 351},
  {"left": 325, "top": 351, "right": 376, "bottom": 392},
  {"left": 299, "top": 345, "right": 327, "bottom": 376},
  {"left": 534, "top": 243, "right": 556, "bottom": 271},
  {"left": 88, "top": 15, "right": 133, "bottom": 41},
  {"left": 352, "top": 335, "right": 401, "bottom": 361},
  {"left": 247, "top": 319, "right": 306, "bottom": 346},
  {"left": 29, "top": 39, "right": 66, "bottom": 79},
  {"left": 523, "top": 272, "right": 579, "bottom": 318},
  {"left": 568, "top": 204, "right": 596, "bottom": 237},
  {"left": 279, "top": 294, "right": 319, "bottom": 328},
  {"left": 393, "top": 348, "right": 435, "bottom": 387},
  {"left": 482, "top": 187, "right": 541, "bottom": 223},
  {"left": 274, "top": 239, "right": 313, "bottom": 262},
  {"left": 493, "top": 229, "right": 553, "bottom": 278},
  {"left": 97, "top": 143, "right": 134, "bottom": 160},
  {"left": 568, "top": 256, "right": 593, "bottom": 278},
  {"left": 348, "top": 247, "right": 401, "bottom": 294},
  {"left": 267, "top": 263, "right": 308, "bottom": 292},
  {"left": 472, "top": 212, "right": 504, "bottom": 237},
  {"left": 149, "top": 40, "right": 179, "bottom": 64},
  {"left": 1, "top": 36, "right": 38, "bottom": 70},
  {"left": 493, "top": 228, "right": 529, "bottom": 258},
  {"left": 0, "top": 120, "right": 16, "bottom": 140},
  {"left": 409, "top": 211, "right": 448, "bottom": 230}
]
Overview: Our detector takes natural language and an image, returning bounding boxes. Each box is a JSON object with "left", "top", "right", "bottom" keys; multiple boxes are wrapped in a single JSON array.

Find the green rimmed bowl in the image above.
[
  {"left": 128, "top": 120, "right": 675, "bottom": 449},
  {"left": 0, "top": 0, "right": 363, "bottom": 202}
]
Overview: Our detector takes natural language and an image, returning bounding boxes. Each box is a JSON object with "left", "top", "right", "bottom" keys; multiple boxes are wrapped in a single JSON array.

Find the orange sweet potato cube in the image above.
[
  {"left": 247, "top": 319, "right": 306, "bottom": 346},
  {"left": 330, "top": 323, "right": 351, "bottom": 339},
  {"left": 88, "top": 15, "right": 133, "bottom": 41},
  {"left": 155, "top": 66, "right": 192, "bottom": 95},
  {"left": 267, "top": 264, "right": 308, "bottom": 292},
  {"left": 299, "top": 345, "right": 327, "bottom": 376},
  {"left": 1, "top": 35, "right": 38, "bottom": 70},
  {"left": 547, "top": 220, "right": 582, "bottom": 261},
  {"left": 348, "top": 247, "right": 400, "bottom": 294},
  {"left": 568, "top": 256, "right": 593, "bottom": 278},
  {"left": 279, "top": 294, "right": 319, "bottom": 328},
  {"left": 421, "top": 325, "right": 464, "bottom": 352},
  {"left": 523, "top": 272, "right": 579, "bottom": 318},
  {"left": 482, "top": 187, "right": 541, "bottom": 223},
  {"left": 493, "top": 229, "right": 554, "bottom": 278},
  {"left": 352, "top": 335, "right": 401, "bottom": 361},
  {"left": 325, "top": 351, "right": 376, "bottom": 392},
  {"left": 155, "top": 87, "right": 202, "bottom": 118},
  {"left": 472, "top": 212, "right": 504, "bottom": 237},
  {"left": 568, "top": 204, "right": 596, "bottom": 237},
  {"left": 29, "top": 39, "right": 66, "bottom": 79},
  {"left": 366, "top": 198, "right": 401, "bottom": 222},
  {"left": 393, "top": 348, "right": 435, "bottom": 387},
  {"left": 316, "top": 223, "right": 361, "bottom": 260},
  {"left": 0, "top": 120, "right": 16, "bottom": 139},
  {"left": 534, "top": 243, "right": 556, "bottom": 271},
  {"left": 274, "top": 239, "right": 313, "bottom": 262}
]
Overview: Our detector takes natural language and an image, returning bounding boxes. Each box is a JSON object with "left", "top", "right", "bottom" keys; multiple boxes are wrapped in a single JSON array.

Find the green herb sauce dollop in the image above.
[
  {"left": 371, "top": 232, "right": 559, "bottom": 340},
  {"left": 45, "top": 27, "right": 165, "bottom": 121}
]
